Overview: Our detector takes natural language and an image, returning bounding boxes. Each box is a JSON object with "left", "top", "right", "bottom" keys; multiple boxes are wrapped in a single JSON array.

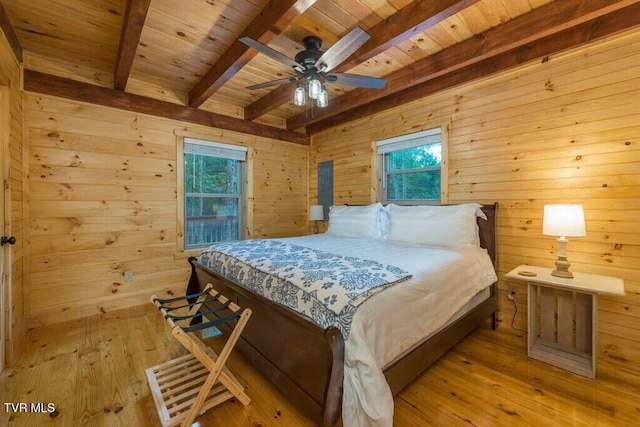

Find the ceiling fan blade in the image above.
[
  {"left": 239, "top": 36, "right": 303, "bottom": 71},
  {"left": 314, "top": 27, "right": 370, "bottom": 72},
  {"left": 246, "top": 76, "right": 300, "bottom": 90},
  {"left": 326, "top": 72, "right": 387, "bottom": 89}
]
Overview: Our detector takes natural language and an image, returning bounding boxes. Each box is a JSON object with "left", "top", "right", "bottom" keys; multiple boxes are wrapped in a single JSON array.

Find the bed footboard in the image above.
[{"left": 187, "top": 257, "right": 345, "bottom": 426}]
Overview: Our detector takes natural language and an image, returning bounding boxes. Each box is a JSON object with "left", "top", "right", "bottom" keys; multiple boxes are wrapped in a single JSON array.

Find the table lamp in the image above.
[
  {"left": 542, "top": 204, "right": 586, "bottom": 278},
  {"left": 309, "top": 205, "right": 324, "bottom": 234}
]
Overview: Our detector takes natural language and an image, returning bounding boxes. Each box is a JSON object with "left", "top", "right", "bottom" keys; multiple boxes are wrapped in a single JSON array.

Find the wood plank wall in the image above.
[
  {"left": 0, "top": 28, "right": 25, "bottom": 364},
  {"left": 23, "top": 94, "right": 308, "bottom": 326},
  {"left": 310, "top": 28, "right": 640, "bottom": 382}
]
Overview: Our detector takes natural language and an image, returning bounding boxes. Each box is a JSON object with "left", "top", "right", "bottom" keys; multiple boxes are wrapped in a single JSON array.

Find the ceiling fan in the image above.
[{"left": 239, "top": 27, "right": 387, "bottom": 107}]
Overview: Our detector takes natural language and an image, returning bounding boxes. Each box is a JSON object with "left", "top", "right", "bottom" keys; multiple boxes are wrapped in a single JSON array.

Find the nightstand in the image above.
[{"left": 506, "top": 265, "right": 624, "bottom": 378}]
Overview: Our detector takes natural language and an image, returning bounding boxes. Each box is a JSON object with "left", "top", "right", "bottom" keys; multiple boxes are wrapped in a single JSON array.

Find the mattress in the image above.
[{"left": 271, "top": 234, "right": 498, "bottom": 426}]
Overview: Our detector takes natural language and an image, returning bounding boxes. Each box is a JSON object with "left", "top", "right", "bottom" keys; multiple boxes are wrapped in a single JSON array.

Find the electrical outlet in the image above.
[
  {"left": 508, "top": 286, "right": 517, "bottom": 300},
  {"left": 124, "top": 270, "right": 134, "bottom": 282}
]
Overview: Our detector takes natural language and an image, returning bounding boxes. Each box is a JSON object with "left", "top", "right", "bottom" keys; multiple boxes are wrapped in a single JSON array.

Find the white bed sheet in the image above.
[{"left": 277, "top": 234, "right": 497, "bottom": 427}]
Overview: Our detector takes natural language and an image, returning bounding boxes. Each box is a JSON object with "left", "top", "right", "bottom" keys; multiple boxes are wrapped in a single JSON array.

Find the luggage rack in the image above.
[{"left": 146, "top": 284, "right": 252, "bottom": 427}]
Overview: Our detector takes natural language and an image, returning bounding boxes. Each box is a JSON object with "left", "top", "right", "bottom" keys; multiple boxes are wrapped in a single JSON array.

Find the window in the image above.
[
  {"left": 377, "top": 128, "right": 445, "bottom": 204},
  {"left": 183, "top": 138, "right": 247, "bottom": 249}
]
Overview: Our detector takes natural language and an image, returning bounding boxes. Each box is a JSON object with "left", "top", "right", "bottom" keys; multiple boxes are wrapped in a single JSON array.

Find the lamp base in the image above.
[
  {"left": 313, "top": 220, "right": 319, "bottom": 234},
  {"left": 551, "top": 257, "right": 574, "bottom": 278}
]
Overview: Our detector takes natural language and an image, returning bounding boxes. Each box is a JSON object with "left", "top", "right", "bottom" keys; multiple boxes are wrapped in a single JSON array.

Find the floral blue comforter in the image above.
[{"left": 199, "top": 239, "right": 411, "bottom": 338}]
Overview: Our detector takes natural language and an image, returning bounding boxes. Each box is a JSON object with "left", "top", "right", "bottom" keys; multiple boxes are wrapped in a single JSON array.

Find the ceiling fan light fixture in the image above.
[
  {"left": 316, "top": 85, "right": 328, "bottom": 108},
  {"left": 241, "top": 27, "right": 387, "bottom": 111},
  {"left": 308, "top": 77, "right": 321, "bottom": 99},
  {"left": 293, "top": 84, "right": 306, "bottom": 106}
]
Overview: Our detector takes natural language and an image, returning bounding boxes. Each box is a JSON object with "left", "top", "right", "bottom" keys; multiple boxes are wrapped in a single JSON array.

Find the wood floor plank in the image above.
[{"left": 1, "top": 305, "right": 639, "bottom": 426}]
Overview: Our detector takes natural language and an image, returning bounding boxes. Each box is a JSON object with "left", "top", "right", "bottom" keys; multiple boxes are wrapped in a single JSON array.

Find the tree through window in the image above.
[
  {"left": 183, "top": 139, "right": 247, "bottom": 248},
  {"left": 377, "top": 128, "right": 443, "bottom": 204}
]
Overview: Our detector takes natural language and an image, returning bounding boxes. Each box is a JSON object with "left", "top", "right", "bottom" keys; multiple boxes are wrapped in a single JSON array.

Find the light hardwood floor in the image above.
[{"left": 1, "top": 304, "right": 638, "bottom": 426}]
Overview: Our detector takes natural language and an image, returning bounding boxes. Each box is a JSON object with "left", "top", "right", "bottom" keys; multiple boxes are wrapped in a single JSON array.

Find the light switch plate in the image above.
[{"left": 124, "top": 270, "right": 134, "bottom": 282}]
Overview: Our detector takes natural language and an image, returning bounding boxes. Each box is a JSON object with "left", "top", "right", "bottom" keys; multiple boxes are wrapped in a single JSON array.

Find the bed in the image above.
[{"left": 186, "top": 202, "right": 498, "bottom": 426}]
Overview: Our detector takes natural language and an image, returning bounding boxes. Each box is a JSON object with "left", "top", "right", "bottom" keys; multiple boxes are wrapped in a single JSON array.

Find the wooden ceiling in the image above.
[{"left": 1, "top": 0, "right": 639, "bottom": 144}]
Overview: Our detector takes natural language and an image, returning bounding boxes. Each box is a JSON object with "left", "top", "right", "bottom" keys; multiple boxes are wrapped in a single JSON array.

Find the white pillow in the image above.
[
  {"left": 387, "top": 203, "right": 485, "bottom": 247},
  {"left": 379, "top": 203, "right": 390, "bottom": 238},
  {"left": 326, "top": 203, "right": 384, "bottom": 238}
]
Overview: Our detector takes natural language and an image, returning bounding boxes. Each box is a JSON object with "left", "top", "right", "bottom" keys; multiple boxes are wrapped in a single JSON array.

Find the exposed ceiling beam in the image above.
[
  {"left": 291, "top": 0, "right": 638, "bottom": 131},
  {"left": 188, "top": 0, "right": 317, "bottom": 108},
  {"left": 114, "top": 0, "right": 151, "bottom": 91},
  {"left": 339, "top": 0, "right": 481, "bottom": 71},
  {"left": 243, "top": 83, "right": 295, "bottom": 122},
  {"left": 0, "top": 1, "right": 22, "bottom": 62},
  {"left": 24, "top": 70, "right": 309, "bottom": 145},
  {"left": 243, "top": 0, "right": 479, "bottom": 121},
  {"left": 307, "top": 1, "right": 640, "bottom": 134}
]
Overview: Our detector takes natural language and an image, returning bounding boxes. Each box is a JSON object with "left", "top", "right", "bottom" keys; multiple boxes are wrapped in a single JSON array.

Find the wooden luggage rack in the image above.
[{"left": 146, "top": 284, "right": 252, "bottom": 427}]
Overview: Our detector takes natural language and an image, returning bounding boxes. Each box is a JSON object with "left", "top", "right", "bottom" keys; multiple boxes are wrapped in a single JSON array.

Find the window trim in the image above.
[
  {"left": 376, "top": 126, "right": 449, "bottom": 205},
  {"left": 177, "top": 135, "right": 249, "bottom": 256}
]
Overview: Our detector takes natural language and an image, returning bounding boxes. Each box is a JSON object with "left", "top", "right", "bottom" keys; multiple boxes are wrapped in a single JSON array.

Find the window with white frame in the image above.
[
  {"left": 377, "top": 128, "right": 444, "bottom": 204},
  {"left": 183, "top": 138, "right": 247, "bottom": 248}
]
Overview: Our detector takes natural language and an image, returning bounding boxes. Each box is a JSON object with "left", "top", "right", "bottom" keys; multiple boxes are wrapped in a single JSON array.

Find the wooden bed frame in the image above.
[{"left": 186, "top": 203, "right": 498, "bottom": 426}]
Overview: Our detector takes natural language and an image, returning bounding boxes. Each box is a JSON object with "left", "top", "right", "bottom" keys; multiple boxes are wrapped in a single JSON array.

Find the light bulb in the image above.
[
  {"left": 308, "top": 78, "right": 321, "bottom": 99},
  {"left": 316, "top": 85, "right": 328, "bottom": 108},
  {"left": 293, "top": 84, "right": 306, "bottom": 106}
]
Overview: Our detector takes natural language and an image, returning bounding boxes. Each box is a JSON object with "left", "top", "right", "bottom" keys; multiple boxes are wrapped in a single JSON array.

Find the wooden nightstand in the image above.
[{"left": 506, "top": 265, "right": 624, "bottom": 378}]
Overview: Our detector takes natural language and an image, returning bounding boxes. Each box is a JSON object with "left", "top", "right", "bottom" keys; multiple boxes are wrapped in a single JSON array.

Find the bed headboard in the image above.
[{"left": 478, "top": 202, "right": 498, "bottom": 269}]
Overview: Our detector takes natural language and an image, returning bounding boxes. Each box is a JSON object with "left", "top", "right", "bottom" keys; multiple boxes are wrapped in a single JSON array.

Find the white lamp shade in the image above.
[
  {"left": 309, "top": 205, "right": 324, "bottom": 221},
  {"left": 542, "top": 204, "right": 586, "bottom": 237}
]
